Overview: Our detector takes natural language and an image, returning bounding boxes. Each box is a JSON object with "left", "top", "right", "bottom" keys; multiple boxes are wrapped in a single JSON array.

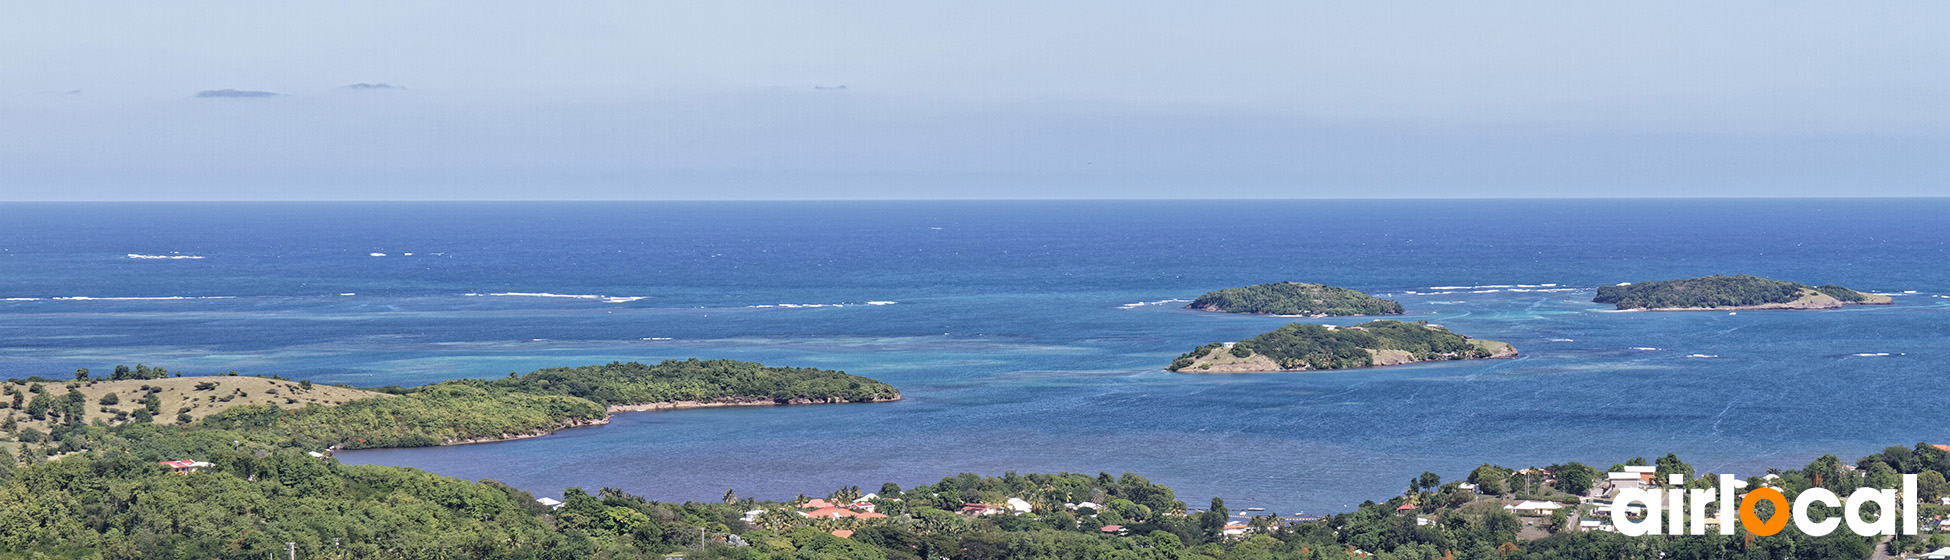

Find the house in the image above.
[
  {"left": 1506, "top": 501, "right": 1565, "bottom": 515},
  {"left": 1395, "top": 504, "right": 1417, "bottom": 515},
  {"left": 1100, "top": 525, "right": 1126, "bottom": 534},
  {"left": 741, "top": 509, "right": 767, "bottom": 523},
  {"left": 1607, "top": 471, "right": 1644, "bottom": 491},
  {"left": 830, "top": 529, "right": 854, "bottom": 539},
  {"left": 1927, "top": 546, "right": 1950, "bottom": 560},
  {"left": 158, "top": 460, "right": 212, "bottom": 474},
  {"left": 850, "top": 493, "right": 879, "bottom": 511},
  {"left": 1006, "top": 498, "right": 1034, "bottom": 514},
  {"left": 802, "top": 499, "right": 835, "bottom": 510},
  {"left": 805, "top": 507, "right": 856, "bottom": 519},
  {"left": 1067, "top": 501, "right": 1101, "bottom": 511},
  {"left": 1223, "top": 522, "right": 1249, "bottom": 538},
  {"left": 961, "top": 503, "right": 1004, "bottom": 516},
  {"left": 536, "top": 497, "right": 565, "bottom": 509},
  {"left": 1457, "top": 483, "right": 1478, "bottom": 493},
  {"left": 1621, "top": 465, "right": 1658, "bottom": 484},
  {"left": 854, "top": 512, "right": 888, "bottom": 519}
]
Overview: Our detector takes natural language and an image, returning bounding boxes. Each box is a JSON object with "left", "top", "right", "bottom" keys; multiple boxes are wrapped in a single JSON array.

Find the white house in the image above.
[
  {"left": 1006, "top": 498, "right": 1034, "bottom": 514},
  {"left": 1505, "top": 501, "right": 1565, "bottom": 515},
  {"left": 536, "top": 498, "right": 564, "bottom": 509},
  {"left": 1927, "top": 546, "right": 1950, "bottom": 560},
  {"left": 1607, "top": 471, "right": 1644, "bottom": 491}
]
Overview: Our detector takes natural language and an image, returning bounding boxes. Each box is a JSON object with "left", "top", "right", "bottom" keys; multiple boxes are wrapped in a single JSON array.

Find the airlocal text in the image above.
[{"left": 1611, "top": 473, "right": 1917, "bottom": 537}]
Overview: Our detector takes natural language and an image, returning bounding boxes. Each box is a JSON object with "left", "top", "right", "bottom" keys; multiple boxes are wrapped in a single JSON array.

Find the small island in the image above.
[
  {"left": 1168, "top": 320, "right": 1516, "bottom": 373},
  {"left": 1593, "top": 275, "right": 1892, "bottom": 311},
  {"left": 1185, "top": 282, "right": 1405, "bottom": 316}
]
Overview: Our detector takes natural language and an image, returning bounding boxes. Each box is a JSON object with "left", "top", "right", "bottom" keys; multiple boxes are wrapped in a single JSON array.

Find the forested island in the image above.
[
  {"left": 1186, "top": 282, "right": 1406, "bottom": 316},
  {"left": 1168, "top": 320, "right": 1516, "bottom": 373},
  {"left": 1593, "top": 275, "right": 1892, "bottom": 311}
]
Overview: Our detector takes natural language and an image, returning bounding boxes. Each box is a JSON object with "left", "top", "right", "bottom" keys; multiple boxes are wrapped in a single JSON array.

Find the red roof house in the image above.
[
  {"left": 158, "top": 460, "right": 211, "bottom": 474},
  {"left": 805, "top": 507, "right": 855, "bottom": 519}
]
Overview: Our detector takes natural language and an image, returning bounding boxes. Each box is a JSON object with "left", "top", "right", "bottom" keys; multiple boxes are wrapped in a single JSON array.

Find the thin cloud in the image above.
[
  {"left": 196, "top": 89, "right": 280, "bottom": 98},
  {"left": 345, "top": 83, "right": 404, "bottom": 90}
]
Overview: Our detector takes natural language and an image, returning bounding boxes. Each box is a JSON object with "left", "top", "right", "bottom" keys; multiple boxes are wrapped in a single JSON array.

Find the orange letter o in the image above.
[{"left": 1740, "top": 488, "right": 1789, "bottom": 536}]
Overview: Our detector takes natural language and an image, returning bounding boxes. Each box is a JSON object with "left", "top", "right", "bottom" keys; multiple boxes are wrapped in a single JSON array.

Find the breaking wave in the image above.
[
  {"left": 127, "top": 253, "right": 204, "bottom": 260},
  {"left": 1119, "top": 298, "right": 1190, "bottom": 309},
  {"left": 464, "top": 292, "right": 647, "bottom": 303}
]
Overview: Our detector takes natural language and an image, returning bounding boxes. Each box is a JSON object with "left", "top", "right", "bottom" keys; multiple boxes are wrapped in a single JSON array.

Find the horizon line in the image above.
[{"left": 4, "top": 195, "right": 1948, "bottom": 203}]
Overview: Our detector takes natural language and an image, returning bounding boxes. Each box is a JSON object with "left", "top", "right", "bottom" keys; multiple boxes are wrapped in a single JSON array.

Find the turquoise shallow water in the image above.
[{"left": 1, "top": 200, "right": 1945, "bottom": 514}]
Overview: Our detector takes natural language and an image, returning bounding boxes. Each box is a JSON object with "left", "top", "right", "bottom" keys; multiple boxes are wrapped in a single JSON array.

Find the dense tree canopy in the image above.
[
  {"left": 1187, "top": 282, "right": 1406, "bottom": 316},
  {"left": 464, "top": 359, "right": 901, "bottom": 406},
  {"left": 1170, "top": 320, "right": 1508, "bottom": 372},
  {"left": 1593, "top": 275, "right": 1876, "bottom": 310}
]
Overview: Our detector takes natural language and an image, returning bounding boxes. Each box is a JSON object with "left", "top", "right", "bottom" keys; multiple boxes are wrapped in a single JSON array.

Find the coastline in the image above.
[
  {"left": 1615, "top": 294, "right": 1894, "bottom": 312},
  {"left": 605, "top": 395, "right": 903, "bottom": 413},
  {"left": 1177, "top": 343, "right": 1518, "bottom": 374},
  {"left": 429, "top": 395, "right": 904, "bottom": 446}
]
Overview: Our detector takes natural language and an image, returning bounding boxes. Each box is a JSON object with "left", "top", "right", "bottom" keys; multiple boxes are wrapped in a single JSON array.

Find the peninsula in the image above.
[
  {"left": 1593, "top": 275, "right": 1892, "bottom": 311},
  {"left": 1168, "top": 320, "right": 1516, "bottom": 373},
  {"left": 1186, "top": 282, "right": 1405, "bottom": 316},
  {"left": 3, "top": 359, "right": 898, "bottom": 454}
]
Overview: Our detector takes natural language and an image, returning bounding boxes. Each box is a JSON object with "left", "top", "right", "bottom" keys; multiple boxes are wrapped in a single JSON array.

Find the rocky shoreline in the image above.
[
  {"left": 430, "top": 396, "right": 904, "bottom": 446},
  {"left": 605, "top": 395, "right": 903, "bottom": 413},
  {"left": 1179, "top": 343, "right": 1518, "bottom": 374},
  {"left": 1625, "top": 292, "right": 1894, "bottom": 312}
]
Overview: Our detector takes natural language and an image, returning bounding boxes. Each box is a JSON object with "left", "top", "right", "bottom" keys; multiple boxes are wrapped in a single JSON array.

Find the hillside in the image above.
[
  {"left": 1186, "top": 282, "right": 1405, "bottom": 316},
  {"left": 1169, "top": 320, "right": 1516, "bottom": 373},
  {"left": 2, "top": 360, "right": 901, "bottom": 456},
  {"left": 0, "top": 375, "right": 382, "bottom": 456},
  {"left": 1593, "top": 275, "right": 1892, "bottom": 310}
]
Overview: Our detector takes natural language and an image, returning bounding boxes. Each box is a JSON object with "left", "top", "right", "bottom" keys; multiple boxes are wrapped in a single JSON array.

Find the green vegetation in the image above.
[
  {"left": 467, "top": 359, "right": 901, "bottom": 406},
  {"left": 198, "top": 383, "right": 605, "bottom": 449},
  {"left": 2, "top": 360, "right": 898, "bottom": 459},
  {"left": 1187, "top": 282, "right": 1405, "bottom": 316},
  {"left": 3, "top": 427, "right": 1931, "bottom": 559},
  {"left": 1814, "top": 284, "right": 1871, "bottom": 302},
  {"left": 1593, "top": 275, "right": 1885, "bottom": 310},
  {"left": 1169, "top": 320, "right": 1514, "bottom": 372}
]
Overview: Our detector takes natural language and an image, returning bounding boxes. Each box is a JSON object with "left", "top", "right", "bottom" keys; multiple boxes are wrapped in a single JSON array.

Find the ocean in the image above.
[{"left": 1, "top": 199, "right": 1944, "bottom": 515}]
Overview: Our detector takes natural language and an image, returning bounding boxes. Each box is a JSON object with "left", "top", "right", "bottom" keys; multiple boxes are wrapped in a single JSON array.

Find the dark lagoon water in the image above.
[{"left": 1, "top": 199, "right": 1945, "bottom": 514}]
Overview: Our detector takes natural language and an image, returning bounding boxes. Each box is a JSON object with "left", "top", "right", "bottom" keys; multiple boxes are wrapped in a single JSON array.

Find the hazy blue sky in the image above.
[{"left": 3, "top": 2, "right": 1946, "bottom": 200}]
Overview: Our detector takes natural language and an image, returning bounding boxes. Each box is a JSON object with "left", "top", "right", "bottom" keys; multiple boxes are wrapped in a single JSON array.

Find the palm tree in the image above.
[{"left": 755, "top": 509, "right": 799, "bottom": 532}]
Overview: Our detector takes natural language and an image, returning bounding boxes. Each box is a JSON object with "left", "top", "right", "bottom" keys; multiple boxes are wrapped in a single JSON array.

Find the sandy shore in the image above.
[{"left": 1619, "top": 291, "right": 1894, "bottom": 312}]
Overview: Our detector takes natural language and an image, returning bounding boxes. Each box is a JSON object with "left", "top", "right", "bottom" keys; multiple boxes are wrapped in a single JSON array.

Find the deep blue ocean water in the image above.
[{"left": 2, "top": 200, "right": 1946, "bottom": 514}]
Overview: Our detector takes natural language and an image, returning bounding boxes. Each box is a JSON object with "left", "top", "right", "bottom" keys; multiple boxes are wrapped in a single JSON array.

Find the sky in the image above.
[{"left": 2, "top": 2, "right": 1946, "bottom": 200}]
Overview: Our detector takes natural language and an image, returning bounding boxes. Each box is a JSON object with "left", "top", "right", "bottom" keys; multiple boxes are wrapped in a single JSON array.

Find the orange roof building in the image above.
[{"left": 805, "top": 507, "right": 855, "bottom": 518}]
